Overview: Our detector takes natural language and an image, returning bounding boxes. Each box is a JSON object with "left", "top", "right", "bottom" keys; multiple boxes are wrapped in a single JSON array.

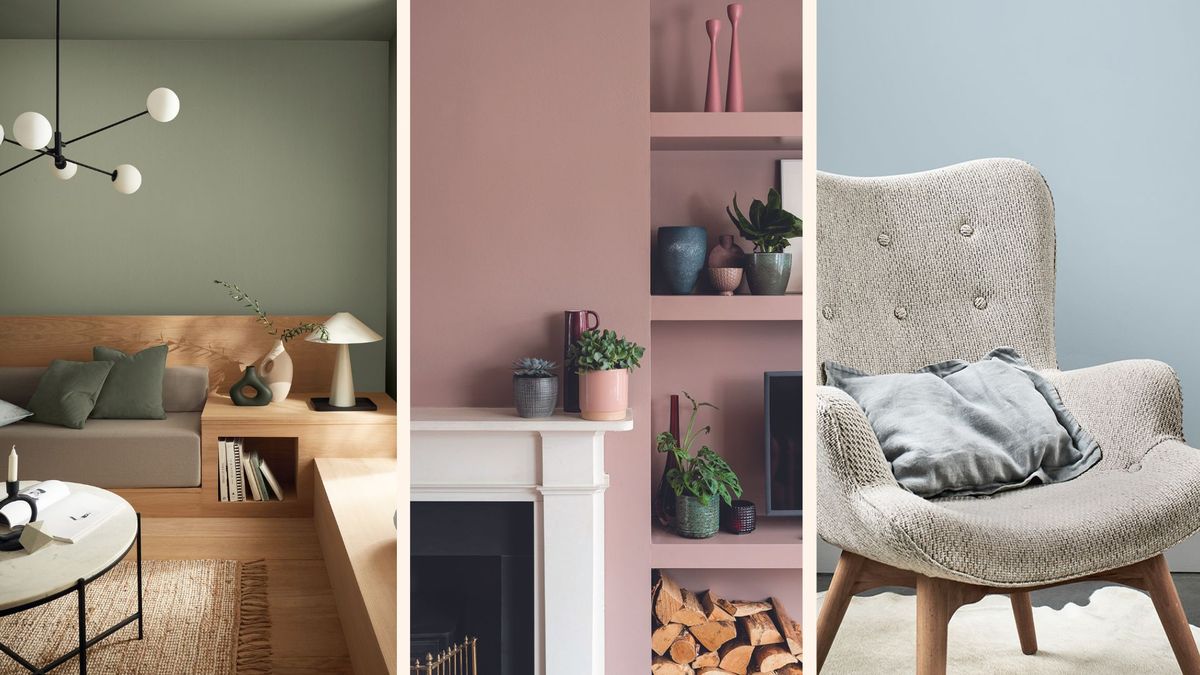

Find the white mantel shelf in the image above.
[
  {"left": 410, "top": 406, "right": 634, "bottom": 431},
  {"left": 410, "top": 405, "right": 634, "bottom": 675}
]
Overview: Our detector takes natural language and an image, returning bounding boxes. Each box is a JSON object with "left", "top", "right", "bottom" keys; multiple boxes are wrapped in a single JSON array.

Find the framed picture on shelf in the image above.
[
  {"left": 764, "top": 371, "right": 802, "bottom": 516},
  {"left": 780, "top": 159, "right": 802, "bottom": 294}
]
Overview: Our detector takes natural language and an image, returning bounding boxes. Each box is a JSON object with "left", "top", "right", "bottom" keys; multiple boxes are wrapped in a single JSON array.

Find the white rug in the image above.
[{"left": 818, "top": 586, "right": 1200, "bottom": 673}]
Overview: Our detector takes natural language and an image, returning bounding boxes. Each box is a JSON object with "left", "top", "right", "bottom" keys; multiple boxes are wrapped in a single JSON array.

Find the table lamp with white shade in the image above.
[{"left": 307, "top": 312, "right": 383, "bottom": 411}]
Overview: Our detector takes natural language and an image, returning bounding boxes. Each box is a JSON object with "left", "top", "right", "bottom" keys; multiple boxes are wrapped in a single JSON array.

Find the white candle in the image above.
[{"left": 7, "top": 446, "right": 15, "bottom": 482}]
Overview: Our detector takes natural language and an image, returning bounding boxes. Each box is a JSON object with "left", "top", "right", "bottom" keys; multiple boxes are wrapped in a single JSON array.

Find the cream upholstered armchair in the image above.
[{"left": 815, "top": 158, "right": 1200, "bottom": 674}]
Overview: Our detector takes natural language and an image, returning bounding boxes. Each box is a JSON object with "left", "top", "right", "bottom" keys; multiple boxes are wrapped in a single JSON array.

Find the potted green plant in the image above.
[
  {"left": 214, "top": 280, "right": 328, "bottom": 401},
  {"left": 656, "top": 392, "right": 742, "bottom": 538},
  {"left": 512, "top": 357, "right": 558, "bottom": 418},
  {"left": 726, "top": 188, "right": 803, "bottom": 295},
  {"left": 569, "top": 329, "right": 644, "bottom": 421}
]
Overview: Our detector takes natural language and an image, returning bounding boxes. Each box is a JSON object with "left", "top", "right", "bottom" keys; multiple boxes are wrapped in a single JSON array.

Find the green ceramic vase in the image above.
[
  {"left": 674, "top": 494, "right": 719, "bottom": 538},
  {"left": 746, "top": 252, "right": 793, "bottom": 295},
  {"left": 230, "top": 365, "right": 273, "bottom": 406}
]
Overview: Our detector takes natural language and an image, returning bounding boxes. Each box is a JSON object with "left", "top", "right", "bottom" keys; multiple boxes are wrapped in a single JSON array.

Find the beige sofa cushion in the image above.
[{"left": 0, "top": 413, "right": 201, "bottom": 488}]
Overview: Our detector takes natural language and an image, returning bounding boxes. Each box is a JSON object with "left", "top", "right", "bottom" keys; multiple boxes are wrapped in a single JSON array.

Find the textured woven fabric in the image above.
[
  {"left": 816, "top": 158, "right": 1058, "bottom": 381},
  {"left": 815, "top": 159, "right": 1200, "bottom": 586}
]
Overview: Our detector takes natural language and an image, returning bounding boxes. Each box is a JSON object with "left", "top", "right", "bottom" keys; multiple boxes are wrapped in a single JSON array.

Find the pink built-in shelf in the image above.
[
  {"left": 650, "top": 112, "right": 803, "bottom": 150},
  {"left": 651, "top": 518, "right": 803, "bottom": 569},
  {"left": 650, "top": 294, "right": 802, "bottom": 321}
]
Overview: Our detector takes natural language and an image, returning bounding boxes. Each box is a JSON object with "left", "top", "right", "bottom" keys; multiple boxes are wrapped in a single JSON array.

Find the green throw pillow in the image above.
[
  {"left": 27, "top": 359, "right": 114, "bottom": 429},
  {"left": 91, "top": 344, "right": 169, "bottom": 419}
]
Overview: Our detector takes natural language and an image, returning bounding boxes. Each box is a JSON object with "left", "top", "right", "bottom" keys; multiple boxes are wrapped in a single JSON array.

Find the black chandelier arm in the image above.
[
  {"left": 0, "top": 154, "right": 45, "bottom": 178},
  {"left": 61, "top": 156, "right": 116, "bottom": 179},
  {"left": 62, "top": 111, "right": 149, "bottom": 147},
  {"left": 55, "top": 0, "right": 60, "bottom": 131},
  {"left": 2, "top": 138, "right": 52, "bottom": 155}
]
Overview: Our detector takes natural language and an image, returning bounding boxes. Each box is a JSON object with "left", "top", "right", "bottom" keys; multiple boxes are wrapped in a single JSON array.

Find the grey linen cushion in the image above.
[
  {"left": 824, "top": 347, "right": 1102, "bottom": 498},
  {"left": 0, "top": 399, "right": 32, "bottom": 427}
]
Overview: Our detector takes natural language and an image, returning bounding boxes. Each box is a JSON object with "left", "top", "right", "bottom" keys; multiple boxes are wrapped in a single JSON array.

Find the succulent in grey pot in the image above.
[
  {"left": 727, "top": 188, "right": 802, "bottom": 296},
  {"left": 656, "top": 392, "right": 742, "bottom": 539},
  {"left": 512, "top": 357, "right": 558, "bottom": 418}
]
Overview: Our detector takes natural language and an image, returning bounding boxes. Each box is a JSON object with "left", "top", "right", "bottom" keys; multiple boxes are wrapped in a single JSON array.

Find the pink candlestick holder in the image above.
[
  {"left": 704, "top": 19, "right": 722, "bottom": 112},
  {"left": 725, "top": 3, "right": 744, "bottom": 112}
]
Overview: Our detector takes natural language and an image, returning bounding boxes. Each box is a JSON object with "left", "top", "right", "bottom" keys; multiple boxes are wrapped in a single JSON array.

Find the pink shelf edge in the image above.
[
  {"left": 650, "top": 518, "right": 803, "bottom": 570},
  {"left": 650, "top": 294, "right": 803, "bottom": 321},
  {"left": 650, "top": 112, "right": 803, "bottom": 137}
]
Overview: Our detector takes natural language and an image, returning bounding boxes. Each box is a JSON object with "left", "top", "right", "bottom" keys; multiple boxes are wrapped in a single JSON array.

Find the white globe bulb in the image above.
[
  {"left": 146, "top": 87, "right": 179, "bottom": 123},
  {"left": 49, "top": 158, "right": 77, "bottom": 180},
  {"left": 0, "top": 124, "right": 5, "bottom": 145},
  {"left": 112, "top": 164, "right": 142, "bottom": 194},
  {"left": 13, "top": 112, "right": 52, "bottom": 150}
]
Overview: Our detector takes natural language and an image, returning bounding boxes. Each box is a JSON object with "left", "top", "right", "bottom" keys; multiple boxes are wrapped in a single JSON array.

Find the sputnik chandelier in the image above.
[{"left": 0, "top": 0, "right": 179, "bottom": 194}]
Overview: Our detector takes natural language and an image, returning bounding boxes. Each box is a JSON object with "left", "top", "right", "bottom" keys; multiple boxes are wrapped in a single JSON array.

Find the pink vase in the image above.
[
  {"left": 725, "top": 4, "right": 744, "bottom": 112},
  {"left": 704, "top": 19, "right": 722, "bottom": 113},
  {"left": 578, "top": 369, "right": 629, "bottom": 421},
  {"left": 707, "top": 234, "right": 746, "bottom": 268}
]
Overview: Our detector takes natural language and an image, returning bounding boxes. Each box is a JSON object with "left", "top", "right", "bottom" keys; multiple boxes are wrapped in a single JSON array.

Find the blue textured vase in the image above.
[{"left": 658, "top": 226, "right": 707, "bottom": 295}]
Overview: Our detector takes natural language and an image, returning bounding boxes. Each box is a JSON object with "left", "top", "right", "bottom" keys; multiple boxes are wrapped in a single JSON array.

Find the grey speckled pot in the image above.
[
  {"left": 514, "top": 375, "right": 558, "bottom": 418},
  {"left": 658, "top": 226, "right": 708, "bottom": 294},
  {"left": 675, "top": 494, "right": 719, "bottom": 538},
  {"left": 746, "top": 252, "right": 792, "bottom": 295}
]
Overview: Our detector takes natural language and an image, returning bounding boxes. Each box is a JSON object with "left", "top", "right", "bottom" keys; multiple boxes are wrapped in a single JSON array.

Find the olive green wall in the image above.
[{"left": 0, "top": 40, "right": 391, "bottom": 389}]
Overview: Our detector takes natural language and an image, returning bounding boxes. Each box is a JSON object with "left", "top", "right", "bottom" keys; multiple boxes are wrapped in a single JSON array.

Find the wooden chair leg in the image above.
[
  {"left": 1142, "top": 554, "right": 1200, "bottom": 675},
  {"left": 817, "top": 551, "right": 866, "bottom": 671},
  {"left": 1009, "top": 591, "right": 1037, "bottom": 655},
  {"left": 915, "top": 575, "right": 957, "bottom": 675}
]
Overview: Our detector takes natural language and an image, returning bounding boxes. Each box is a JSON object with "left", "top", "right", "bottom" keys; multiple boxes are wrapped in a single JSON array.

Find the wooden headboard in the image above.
[{"left": 0, "top": 316, "right": 336, "bottom": 394}]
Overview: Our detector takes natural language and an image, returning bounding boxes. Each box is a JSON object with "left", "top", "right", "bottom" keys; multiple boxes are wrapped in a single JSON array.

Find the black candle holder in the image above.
[
  {"left": 721, "top": 499, "right": 757, "bottom": 535},
  {"left": 0, "top": 481, "right": 37, "bottom": 552}
]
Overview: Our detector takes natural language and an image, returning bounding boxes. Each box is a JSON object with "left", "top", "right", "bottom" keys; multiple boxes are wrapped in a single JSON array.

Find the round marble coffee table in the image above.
[{"left": 0, "top": 482, "right": 142, "bottom": 674}]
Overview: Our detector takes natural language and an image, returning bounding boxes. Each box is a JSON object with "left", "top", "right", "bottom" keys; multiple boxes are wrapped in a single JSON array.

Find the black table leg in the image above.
[
  {"left": 0, "top": 511, "right": 145, "bottom": 673},
  {"left": 136, "top": 513, "right": 143, "bottom": 640},
  {"left": 76, "top": 578, "right": 86, "bottom": 675}
]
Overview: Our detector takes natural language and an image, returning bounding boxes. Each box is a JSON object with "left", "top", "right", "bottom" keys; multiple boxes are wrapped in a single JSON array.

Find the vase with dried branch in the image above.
[{"left": 213, "top": 280, "right": 328, "bottom": 401}]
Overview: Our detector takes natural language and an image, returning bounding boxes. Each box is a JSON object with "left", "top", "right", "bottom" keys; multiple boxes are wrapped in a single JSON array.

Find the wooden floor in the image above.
[{"left": 129, "top": 517, "right": 353, "bottom": 674}]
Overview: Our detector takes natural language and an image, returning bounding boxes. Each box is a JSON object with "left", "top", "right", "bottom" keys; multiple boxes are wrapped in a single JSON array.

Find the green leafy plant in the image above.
[
  {"left": 569, "top": 329, "right": 645, "bottom": 373},
  {"left": 512, "top": 357, "right": 557, "bottom": 378},
  {"left": 726, "top": 188, "right": 803, "bottom": 253},
  {"left": 656, "top": 392, "right": 743, "bottom": 506},
  {"left": 213, "top": 280, "right": 329, "bottom": 343}
]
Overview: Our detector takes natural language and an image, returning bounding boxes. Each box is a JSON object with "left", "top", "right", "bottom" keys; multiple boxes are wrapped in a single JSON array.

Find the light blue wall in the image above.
[{"left": 818, "top": 0, "right": 1200, "bottom": 570}]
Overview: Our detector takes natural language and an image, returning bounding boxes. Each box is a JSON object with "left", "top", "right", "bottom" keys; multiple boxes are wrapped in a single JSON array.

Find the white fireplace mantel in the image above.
[{"left": 411, "top": 407, "right": 634, "bottom": 675}]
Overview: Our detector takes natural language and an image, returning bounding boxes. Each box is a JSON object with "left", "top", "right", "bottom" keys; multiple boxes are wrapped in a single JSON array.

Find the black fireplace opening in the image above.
[{"left": 411, "top": 501, "right": 534, "bottom": 674}]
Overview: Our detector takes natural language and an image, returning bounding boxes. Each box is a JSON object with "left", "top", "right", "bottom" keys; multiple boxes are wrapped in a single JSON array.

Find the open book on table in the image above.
[{"left": 0, "top": 480, "right": 121, "bottom": 544}]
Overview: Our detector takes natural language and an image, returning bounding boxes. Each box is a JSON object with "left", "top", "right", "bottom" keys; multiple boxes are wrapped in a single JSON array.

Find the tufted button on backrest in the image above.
[{"left": 815, "top": 159, "right": 1057, "bottom": 382}]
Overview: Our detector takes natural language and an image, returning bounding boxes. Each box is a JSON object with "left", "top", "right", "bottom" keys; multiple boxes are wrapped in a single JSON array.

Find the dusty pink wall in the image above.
[
  {"left": 411, "top": 2, "right": 650, "bottom": 672},
  {"left": 651, "top": 0, "right": 803, "bottom": 112}
]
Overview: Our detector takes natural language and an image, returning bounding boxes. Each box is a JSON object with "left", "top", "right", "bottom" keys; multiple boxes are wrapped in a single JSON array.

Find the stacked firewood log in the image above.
[{"left": 651, "top": 573, "right": 802, "bottom": 675}]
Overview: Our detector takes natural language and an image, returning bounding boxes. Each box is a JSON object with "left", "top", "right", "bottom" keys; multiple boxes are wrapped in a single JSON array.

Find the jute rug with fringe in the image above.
[{"left": 0, "top": 559, "right": 269, "bottom": 675}]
